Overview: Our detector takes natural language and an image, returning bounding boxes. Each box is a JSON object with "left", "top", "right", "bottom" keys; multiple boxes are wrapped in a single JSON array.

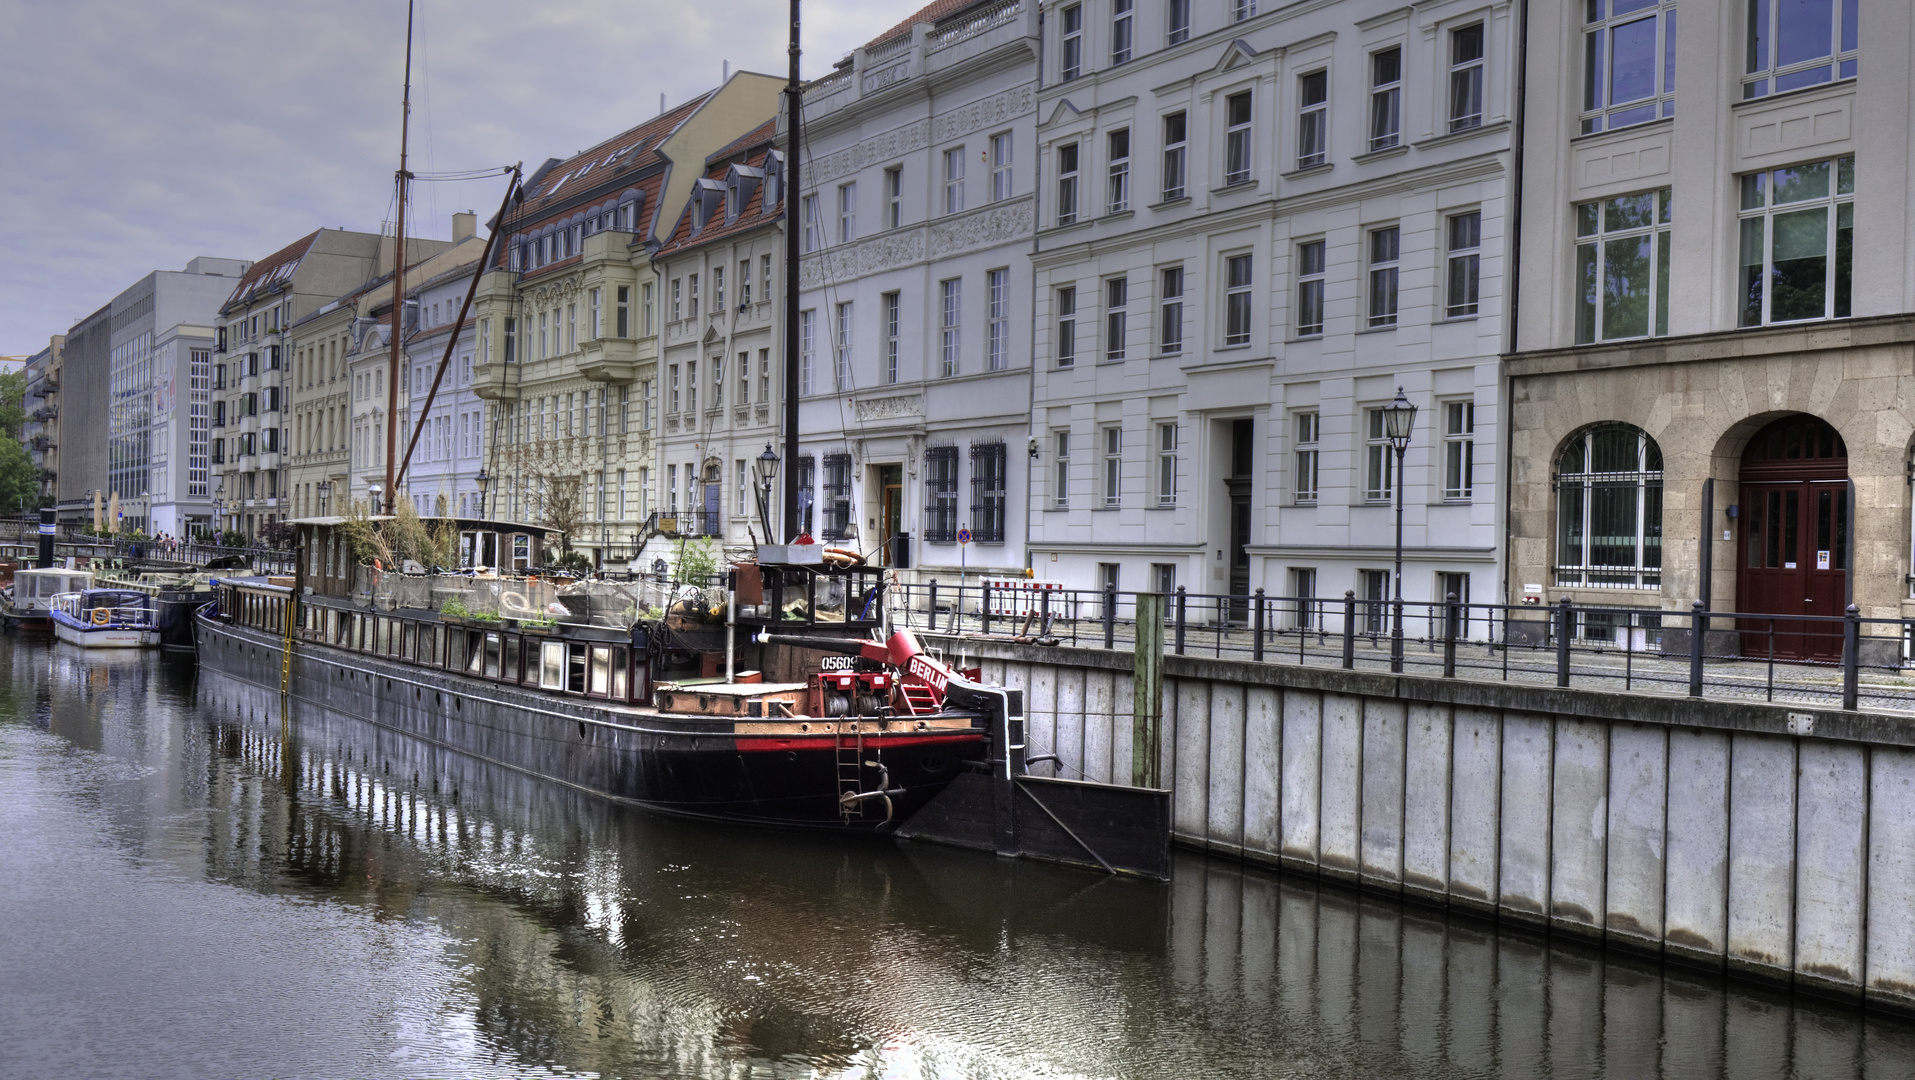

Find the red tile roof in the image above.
[
  {"left": 655, "top": 122, "right": 783, "bottom": 258},
  {"left": 500, "top": 92, "right": 717, "bottom": 239},
  {"left": 865, "top": 0, "right": 993, "bottom": 48},
  {"left": 223, "top": 230, "right": 320, "bottom": 312}
]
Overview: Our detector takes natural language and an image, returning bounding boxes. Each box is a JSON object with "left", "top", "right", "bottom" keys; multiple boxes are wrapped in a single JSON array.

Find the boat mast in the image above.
[
  {"left": 384, "top": 0, "right": 416, "bottom": 515},
  {"left": 781, "top": 0, "right": 802, "bottom": 543}
]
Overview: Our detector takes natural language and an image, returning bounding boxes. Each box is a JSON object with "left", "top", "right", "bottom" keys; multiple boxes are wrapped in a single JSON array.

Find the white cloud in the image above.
[{"left": 0, "top": 0, "right": 901, "bottom": 350}]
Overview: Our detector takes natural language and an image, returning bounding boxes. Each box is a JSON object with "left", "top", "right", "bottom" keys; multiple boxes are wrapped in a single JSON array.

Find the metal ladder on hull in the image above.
[{"left": 836, "top": 724, "right": 864, "bottom": 820}]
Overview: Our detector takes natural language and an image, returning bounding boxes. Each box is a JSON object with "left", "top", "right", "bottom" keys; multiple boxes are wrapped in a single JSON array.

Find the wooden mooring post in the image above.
[{"left": 1132, "top": 591, "right": 1164, "bottom": 788}]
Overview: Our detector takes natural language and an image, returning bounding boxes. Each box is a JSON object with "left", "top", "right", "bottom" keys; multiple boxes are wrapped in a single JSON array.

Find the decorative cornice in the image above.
[{"left": 801, "top": 196, "right": 1033, "bottom": 287}]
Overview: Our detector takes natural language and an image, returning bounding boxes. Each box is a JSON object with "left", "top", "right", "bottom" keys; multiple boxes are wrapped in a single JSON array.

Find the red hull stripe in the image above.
[{"left": 734, "top": 733, "right": 985, "bottom": 753}]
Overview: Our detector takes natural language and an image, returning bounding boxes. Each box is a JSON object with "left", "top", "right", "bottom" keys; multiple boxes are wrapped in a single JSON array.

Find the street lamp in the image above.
[
  {"left": 752, "top": 443, "right": 780, "bottom": 543},
  {"left": 1382, "top": 387, "right": 1418, "bottom": 673},
  {"left": 316, "top": 480, "right": 331, "bottom": 516},
  {"left": 474, "top": 467, "right": 490, "bottom": 518}
]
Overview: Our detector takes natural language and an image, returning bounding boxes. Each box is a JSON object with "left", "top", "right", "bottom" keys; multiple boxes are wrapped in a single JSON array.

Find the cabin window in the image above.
[
  {"left": 611, "top": 647, "right": 629, "bottom": 700},
  {"left": 466, "top": 631, "right": 485, "bottom": 675},
  {"left": 419, "top": 625, "right": 437, "bottom": 666},
  {"left": 540, "top": 642, "right": 565, "bottom": 689},
  {"left": 485, "top": 633, "right": 503, "bottom": 679},
  {"left": 503, "top": 634, "right": 521, "bottom": 682},
  {"left": 589, "top": 647, "right": 612, "bottom": 697},
  {"left": 568, "top": 644, "right": 588, "bottom": 694},
  {"left": 376, "top": 618, "right": 391, "bottom": 654},
  {"left": 402, "top": 623, "right": 416, "bottom": 660}
]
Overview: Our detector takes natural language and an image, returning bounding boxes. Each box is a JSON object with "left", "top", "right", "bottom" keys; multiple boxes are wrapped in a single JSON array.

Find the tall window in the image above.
[
  {"left": 992, "top": 133, "right": 1014, "bottom": 201},
  {"left": 837, "top": 182, "right": 857, "bottom": 243},
  {"left": 799, "top": 309, "right": 816, "bottom": 394},
  {"left": 638, "top": 285, "right": 651, "bottom": 336},
  {"left": 886, "top": 166, "right": 903, "bottom": 228},
  {"left": 940, "top": 278, "right": 962, "bottom": 377},
  {"left": 761, "top": 256, "right": 772, "bottom": 307},
  {"left": 1105, "top": 277, "right": 1128, "bottom": 362},
  {"left": 1111, "top": 0, "right": 1133, "bottom": 64},
  {"left": 1159, "top": 266, "right": 1184, "bottom": 354},
  {"left": 590, "top": 287, "right": 602, "bottom": 338},
  {"left": 1738, "top": 158, "right": 1853, "bottom": 328},
  {"left": 944, "top": 147, "right": 966, "bottom": 214},
  {"left": 1056, "top": 286, "right": 1077, "bottom": 368},
  {"left": 1161, "top": 112, "right": 1187, "bottom": 201},
  {"left": 1577, "top": 187, "right": 1672, "bottom": 342},
  {"left": 834, "top": 301, "right": 853, "bottom": 390},
  {"left": 1102, "top": 426, "right": 1122, "bottom": 507},
  {"left": 1296, "top": 240, "right": 1326, "bottom": 337},
  {"left": 1293, "top": 411, "right": 1319, "bottom": 504},
  {"left": 688, "top": 275, "right": 700, "bottom": 318},
  {"left": 1223, "top": 91, "right": 1253, "bottom": 186},
  {"left": 1289, "top": 567, "right": 1319, "bottom": 630},
  {"left": 1444, "top": 401, "right": 1475, "bottom": 501},
  {"left": 1364, "top": 408, "right": 1396, "bottom": 502},
  {"left": 759, "top": 349, "right": 770, "bottom": 402},
  {"left": 1296, "top": 70, "right": 1328, "bottom": 169},
  {"left": 1370, "top": 48, "right": 1402, "bottom": 150},
  {"left": 883, "top": 291, "right": 901, "bottom": 384},
  {"left": 1447, "top": 211, "right": 1482, "bottom": 318},
  {"left": 970, "top": 442, "right": 1008, "bottom": 542},
  {"left": 1555, "top": 423, "right": 1663, "bottom": 588},
  {"left": 1056, "top": 144, "right": 1080, "bottom": 225},
  {"left": 795, "top": 456, "right": 815, "bottom": 535},
  {"left": 740, "top": 261, "right": 752, "bottom": 306},
  {"left": 1582, "top": 0, "right": 1677, "bottom": 133},
  {"left": 1224, "top": 254, "right": 1253, "bottom": 346},
  {"left": 1449, "top": 24, "right": 1485, "bottom": 132},
  {"left": 823, "top": 453, "right": 852, "bottom": 540},
  {"left": 1061, "top": 4, "right": 1083, "bottom": 80},
  {"left": 617, "top": 285, "right": 631, "bottom": 337},
  {"left": 925, "top": 446, "right": 960, "bottom": 542},
  {"left": 712, "top": 270, "right": 724, "bottom": 313},
  {"left": 803, "top": 196, "right": 822, "bottom": 251},
  {"left": 1157, "top": 422, "right": 1178, "bottom": 506},
  {"left": 1744, "top": 0, "right": 1857, "bottom": 99},
  {"left": 1053, "top": 430, "right": 1071, "bottom": 508},
  {"left": 1367, "top": 226, "right": 1400, "bottom": 328},
  {"left": 1107, "top": 129, "right": 1131, "bottom": 213},
  {"left": 1168, "top": 0, "right": 1190, "bottom": 45},
  {"left": 988, "top": 268, "right": 1010, "bottom": 371}
]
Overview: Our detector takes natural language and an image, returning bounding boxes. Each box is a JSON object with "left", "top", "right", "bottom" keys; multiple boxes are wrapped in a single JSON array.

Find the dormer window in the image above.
[{"left": 727, "top": 182, "right": 742, "bottom": 222}]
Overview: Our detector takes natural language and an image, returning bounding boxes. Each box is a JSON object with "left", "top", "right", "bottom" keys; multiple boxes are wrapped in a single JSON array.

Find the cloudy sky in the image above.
[{"left": 0, "top": 0, "right": 899, "bottom": 355}]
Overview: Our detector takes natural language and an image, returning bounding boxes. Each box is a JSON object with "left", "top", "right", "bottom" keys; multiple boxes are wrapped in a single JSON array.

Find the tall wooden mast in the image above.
[
  {"left": 781, "top": 0, "right": 802, "bottom": 543},
  {"left": 383, "top": 0, "right": 416, "bottom": 514}
]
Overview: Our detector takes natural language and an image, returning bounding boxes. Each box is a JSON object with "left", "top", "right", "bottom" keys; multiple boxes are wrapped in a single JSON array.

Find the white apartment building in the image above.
[
  {"left": 1027, "top": 0, "right": 1514, "bottom": 618},
  {"left": 793, "top": 0, "right": 1038, "bottom": 576},
  {"left": 401, "top": 261, "right": 487, "bottom": 518}
]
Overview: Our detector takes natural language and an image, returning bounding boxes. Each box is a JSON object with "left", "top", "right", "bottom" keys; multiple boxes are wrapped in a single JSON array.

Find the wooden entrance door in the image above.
[
  {"left": 1736, "top": 416, "right": 1848, "bottom": 660},
  {"left": 878, "top": 465, "right": 903, "bottom": 566}
]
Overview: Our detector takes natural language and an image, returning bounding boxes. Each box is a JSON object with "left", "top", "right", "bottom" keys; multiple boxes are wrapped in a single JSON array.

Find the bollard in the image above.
[
  {"left": 1103, "top": 581, "right": 1117, "bottom": 649},
  {"left": 1443, "top": 591, "right": 1459, "bottom": 679},
  {"left": 1342, "top": 590, "right": 1357, "bottom": 669},
  {"left": 1688, "top": 599, "right": 1706, "bottom": 698},
  {"left": 1174, "top": 587, "right": 1188, "bottom": 655},
  {"left": 1252, "top": 588, "right": 1265, "bottom": 662},
  {"left": 1039, "top": 584, "right": 1053, "bottom": 638},
  {"left": 927, "top": 579, "right": 938, "bottom": 634},
  {"left": 1843, "top": 604, "right": 1861, "bottom": 710},
  {"left": 980, "top": 581, "right": 991, "bottom": 635},
  {"left": 1556, "top": 596, "right": 1574, "bottom": 688},
  {"left": 1391, "top": 595, "right": 1405, "bottom": 674},
  {"left": 1132, "top": 592, "right": 1166, "bottom": 788}
]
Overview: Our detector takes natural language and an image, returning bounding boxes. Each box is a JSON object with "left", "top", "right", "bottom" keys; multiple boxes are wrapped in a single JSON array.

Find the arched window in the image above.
[{"left": 1555, "top": 423, "right": 1663, "bottom": 588}]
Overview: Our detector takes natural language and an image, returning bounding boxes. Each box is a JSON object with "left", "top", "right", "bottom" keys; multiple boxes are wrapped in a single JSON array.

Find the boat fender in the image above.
[{"left": 90, "top": 607, "right": 110, "bottom": 626}]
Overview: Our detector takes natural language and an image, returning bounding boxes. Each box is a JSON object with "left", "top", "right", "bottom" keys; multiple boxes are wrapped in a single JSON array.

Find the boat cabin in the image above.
[{"left": 12, "top": 568, "right": 94, "bottom": 614}]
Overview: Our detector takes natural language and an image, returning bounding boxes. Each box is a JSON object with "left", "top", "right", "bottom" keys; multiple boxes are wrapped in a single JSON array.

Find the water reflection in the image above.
[{"left": 3, "top": 639, "right": 1913, "bottom": 1079}]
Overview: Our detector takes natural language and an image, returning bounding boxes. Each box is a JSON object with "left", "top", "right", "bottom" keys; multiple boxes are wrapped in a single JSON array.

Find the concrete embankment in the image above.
[{"left": 925, "top": 633, "right": 1915, "bottom": 1012}]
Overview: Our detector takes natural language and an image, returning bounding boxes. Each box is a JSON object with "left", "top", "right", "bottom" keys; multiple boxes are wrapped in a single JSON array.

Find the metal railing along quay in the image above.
[{"left": 888, "top": 581, "right": 1915, "bottom": 716}]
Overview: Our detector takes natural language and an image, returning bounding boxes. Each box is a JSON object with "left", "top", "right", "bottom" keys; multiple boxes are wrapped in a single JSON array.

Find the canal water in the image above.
[{"left": 5, "top": 641, "right": 1915, "bottom": 1079}]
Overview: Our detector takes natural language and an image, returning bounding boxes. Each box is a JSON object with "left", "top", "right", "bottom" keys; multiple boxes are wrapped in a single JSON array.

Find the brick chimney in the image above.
[{"left": 452, "top": 211, "right": 477, "bottom": 244}]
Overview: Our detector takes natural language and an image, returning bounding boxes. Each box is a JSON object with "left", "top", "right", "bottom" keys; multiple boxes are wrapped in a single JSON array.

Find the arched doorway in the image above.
[{"left": 1737, "top": 415, "right": 1849, "bottom": 659}]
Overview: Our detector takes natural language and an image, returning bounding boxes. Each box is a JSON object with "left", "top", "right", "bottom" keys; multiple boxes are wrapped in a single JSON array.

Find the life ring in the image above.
[{"left": 90, "top": 607, "right": 110, "bottom": 626}]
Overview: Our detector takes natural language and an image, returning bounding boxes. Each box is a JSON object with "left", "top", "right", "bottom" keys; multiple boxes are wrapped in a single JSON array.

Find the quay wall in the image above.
[{"left": 924, "top": 633, "right": 1915, "bottom": 1012}]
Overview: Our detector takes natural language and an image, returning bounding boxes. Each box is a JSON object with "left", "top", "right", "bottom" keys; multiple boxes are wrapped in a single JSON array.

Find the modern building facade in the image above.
[
  {"left": 55, "top": 304, "right": 111, "bottom": 525},
  {"left": 1026, "top": 0, "right": 1513, "bottom": 618},
  {"left": 1505, "top": 0, "right": 1911, "bottom": 660},
  {"left": 792, "top": 0, "right": 1040, "bottom": 577}
]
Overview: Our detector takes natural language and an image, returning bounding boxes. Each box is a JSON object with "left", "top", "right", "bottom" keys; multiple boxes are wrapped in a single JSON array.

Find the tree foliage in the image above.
[{"left": 0, "top": 370, "right": 36, "bottom": 512}]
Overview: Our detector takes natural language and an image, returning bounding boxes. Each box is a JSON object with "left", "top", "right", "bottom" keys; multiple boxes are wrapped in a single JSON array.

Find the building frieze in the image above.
[
  {"left": 804, "top": 83, "right": 1036, "bottom": 188},
  {"left": 800, "top": 196, "right": 1031, "bottom": 287}
]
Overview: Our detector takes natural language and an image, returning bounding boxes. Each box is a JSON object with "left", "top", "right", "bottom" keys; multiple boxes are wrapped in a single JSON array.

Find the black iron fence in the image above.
[{"left": 889, "top": 581, "right": 1915, "bottom": 715}]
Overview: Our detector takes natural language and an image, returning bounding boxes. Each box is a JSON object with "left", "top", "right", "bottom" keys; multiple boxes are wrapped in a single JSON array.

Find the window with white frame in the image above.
[
  {"left": 1449, "top": 24, "right": 1485, "bottom": 132},
  {"left": 823, "top": 453, "right": 852, "bottom": 540},
  {"left": 1576, "top": 187, "right": 1672, "bottom": 342},
  {"left": 1364, "top": 407, "right": 1396, "bottom": 502},
  {"left": 1290, "top": 567, "right": 1319, "bottom": 629},
  {"left": 1744, "top": 0, "right": 1856, "bottom": 100},
  {"left": 1370, "top": 47, "right": 1402, "bottom": 150},
  {"left": 1103, "top": 426, "right": 1122, "bottom": 507},
  {"left": 761, "top": 255, "right": 772, "bottom": 306},
  {"left": 639, "top": 284, "right": 652, "bottom": 336},
  {"left": 940, "top": 278, "right": 962, "bottom": 377},
  {"left": 838, "top": 183, "right": 856, "bottom": 243},
  {"left": 1444, "top": 401, "right": 1475, "bottom": 501},
  {"left": 992, "top": 133, "right": 1013, "bottom": 202},
  {"left": 925, "top": 445, "right": 959, "bottom": 543},
  {"left": 1293, "top": 411, "right": 1320, "bottom": 504},
  {"left": 1161, "top": 111, "right": 1187, "bottom": 201},
  {"left": 712, "top": 269, "right": 724, "bottom": 312},
  {"left": 1157, "top": 421, "right": 1178, "bottom": 505},
  {"left": 1160, "top": 266, "right": 1184, "bottom": 354},
  {"left": 736, "top": 460, "right": 747, "bottom": 516},
  {"left": 1056, "top": 286, "right": 1077, "bottom": 368},
  {"left": 1223, "top": 91, "right": 1253, "bottom": 186},
  {"left": 1368, "top": 226, "right": 1400, "bottom": 328},
  {"left": 1105, "top": 277, "right": 1128, "bottom": 362},
  {"left": 1167, "top": 0, "right": 1190, "bottom": 44},
  {"left": 590, "top": 287, "right": 602, "bottom": 338},
  {"left": 1233, "top": 0, "right": 1257, "bottom": 23},
  {"left": 1056, "top": 143, "right": 1080, "bottom": 225},
  {"left": 1224, "top": 254, "right": 1253, "bottom": 346},
  {"left": 1447, "top": 211, "right": 1482, "bottom": 318},
  {"left": 944, "top": 147, "right": 966, "bottom": 214},
  {"left": 883, "top": 291, "right": 901, "bottom": 384},
  {"left": 1555, "top": 423, "right": 1663, "bottom": 588},
  {"left": 1107, "top": 128, "right": 1131, "bottom": 213},
  {"left": 1737, "top": 158, "right": 1853, "bottom": 328},
  {"left": 759, "top": 348, "right": 770, "bottom": 401},
  {"left": 1296, "top": 70, "right": 1328, "bottom": 169},
  {"left": 885, "top": 166, "right": 903, "bottom": 228},
  {"left": 669, "top": 366, "right": 680, "bottom": 413},
  {"left": 988, "top": 268, "right": 1010, "bottom": 371},
  {"left": 688, "top": 275, "right": 699, "bottom": 318},
  {"left": 1061, "top": 4, "right": 1083, "bottom": 80},
  {"left": 799, "top": 309, "right": 816, "bottom": 394},
  {"left": 803, "top": 196, "right": 822, "bottom": 251},
  {"left": 1297, "top": 240, "right": 1326, "bottom": 337},
  {"left": 740, "top": 261, "right": 751, "bottom": 307},
  {"left": 1053, "top": 430, "right": 1071, "bottom": 508},
  {"left": 1111, "top": 0, "right": 1133, "bottom": 64},
  {"left": 1582, "top": 0, "right": 1677, "bottom": 133},
  {"left": 834, "top": 301, "right": 853, "bottom": 390}
]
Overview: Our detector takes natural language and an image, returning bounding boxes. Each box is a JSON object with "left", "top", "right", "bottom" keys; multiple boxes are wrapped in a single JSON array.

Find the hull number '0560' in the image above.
[{"left": 820, "top": 655, "right": 857, "bottom": 671}]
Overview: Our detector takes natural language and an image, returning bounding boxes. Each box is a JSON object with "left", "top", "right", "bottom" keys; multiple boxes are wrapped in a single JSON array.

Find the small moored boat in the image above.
[
  {"left": 50, "top": 588, "right": 161, "bottom": 648},
  {"left": 3, "top": 568, "right": 94, "bottom": 632}
]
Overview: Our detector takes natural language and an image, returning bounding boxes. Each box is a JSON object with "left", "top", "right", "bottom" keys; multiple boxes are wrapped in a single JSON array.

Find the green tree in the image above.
[
  {"left": 0, "top": 437, "right": 38, "bottom": 515},
  {"left": 0, "top": 370, "right": 26, "bottom": 441}
]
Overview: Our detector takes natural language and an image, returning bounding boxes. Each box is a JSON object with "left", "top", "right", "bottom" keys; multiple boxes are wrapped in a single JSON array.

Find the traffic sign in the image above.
[{"left": 956, "top": 526, "right": 971, "bottom": 545}]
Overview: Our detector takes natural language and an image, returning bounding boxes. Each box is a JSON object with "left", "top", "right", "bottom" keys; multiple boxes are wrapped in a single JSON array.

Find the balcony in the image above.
[
  {"left": 471, "top": 358, "right": 512, "bottom": 400},
  {"left": 31, "top": 379, "right": 57, "bottom": 397},
  {"left": 578, "top": 336, "right": 640, "bottom": 383},
  {"left": 29, "top": 435, "right": 50, "bottom": 451},
  {"left": 30, "top": 405, "right": 56, "bottom": 421}
]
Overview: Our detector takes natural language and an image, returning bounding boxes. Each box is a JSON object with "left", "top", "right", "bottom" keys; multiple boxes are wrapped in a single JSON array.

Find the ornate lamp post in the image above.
[
  {"left": 316, "top": 480, "right": 331, "bottom": 516},
  {"left": 752, "top": 443, "right": 780, "bottom": 544},
  {"left": 474, "top": 467, "right": 490, "bottom": 518},
  {"left": 1382, "top": 387, "right": 1418, "bottom": 673}
]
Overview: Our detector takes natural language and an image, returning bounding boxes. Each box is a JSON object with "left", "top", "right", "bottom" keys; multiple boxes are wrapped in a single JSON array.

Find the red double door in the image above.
[{"left": 1738, "top": 480, "right": 1849, "bottom": 659}]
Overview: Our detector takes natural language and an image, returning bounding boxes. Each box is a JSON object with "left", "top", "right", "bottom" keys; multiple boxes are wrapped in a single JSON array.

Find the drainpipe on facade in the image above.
[
  {"left": 1023, "top": 0, "right": 1046, "bottom": 577},
  {"left": 1500, "top": 0, "right": 1530, "bottom": 608}
]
